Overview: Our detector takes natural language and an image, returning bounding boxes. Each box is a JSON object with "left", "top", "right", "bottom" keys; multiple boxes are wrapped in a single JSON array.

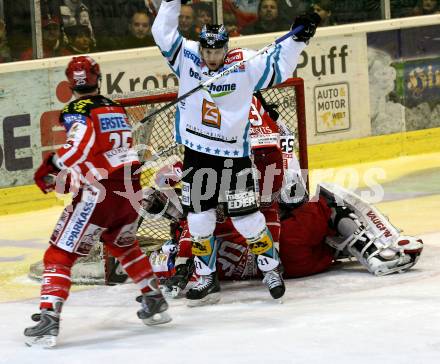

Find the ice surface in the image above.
[{"left": 1, "top": 232, "right": 439, "bottom": 364}]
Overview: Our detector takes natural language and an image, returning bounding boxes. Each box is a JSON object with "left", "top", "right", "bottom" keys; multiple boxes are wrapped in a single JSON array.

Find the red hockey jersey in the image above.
[{"left": 55, "top": 95, "right": 140, "bottom": 184}]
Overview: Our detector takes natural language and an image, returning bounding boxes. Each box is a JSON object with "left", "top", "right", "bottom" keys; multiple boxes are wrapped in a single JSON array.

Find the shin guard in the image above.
[
  {"left": 191, "top": 235, "right": 218, "bottom": 276},
  {"left": 106, "top": 242, "right": 158, "bottom": 294},
  {"left": 247, "top": 228, "right": 280, "bottom": 272},
  {"left": 40, "top": 245, "right": 77, "bottom": 312}
]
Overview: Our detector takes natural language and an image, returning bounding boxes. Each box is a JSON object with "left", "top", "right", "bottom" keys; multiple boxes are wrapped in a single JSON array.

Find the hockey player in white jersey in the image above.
[{"left": 151, "top": 0, "right": 320, "bottom": 304}]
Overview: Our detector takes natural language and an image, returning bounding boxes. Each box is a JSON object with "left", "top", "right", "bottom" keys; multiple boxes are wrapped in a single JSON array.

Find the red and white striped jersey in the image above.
[{"left": 54, "top": 95, "right": 140, "bottom": 184}]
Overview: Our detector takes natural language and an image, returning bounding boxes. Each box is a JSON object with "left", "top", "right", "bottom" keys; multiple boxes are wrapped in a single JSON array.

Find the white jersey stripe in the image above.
[
  {"left": 122, "top": 255, "right": 145, "bottom": 270},
  {"left": 43, "top": 273, "right": 72, "bottom": 281}
]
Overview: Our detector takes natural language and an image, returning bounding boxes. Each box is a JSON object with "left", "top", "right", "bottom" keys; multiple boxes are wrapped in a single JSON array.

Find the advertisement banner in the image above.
[
  {"left": 314, "top": 82, "right": 350, "bottom": 133},
  {"left": 367, "top": 24, "right": 440, "bottom": 135},
  {"left": 295, "top": 33, "right": 371, "bottom": 144}
]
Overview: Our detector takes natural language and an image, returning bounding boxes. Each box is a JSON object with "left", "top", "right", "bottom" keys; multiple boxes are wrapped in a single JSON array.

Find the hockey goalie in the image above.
[{"left": 139, "top": 92, "right": 423, "bottom": 304}]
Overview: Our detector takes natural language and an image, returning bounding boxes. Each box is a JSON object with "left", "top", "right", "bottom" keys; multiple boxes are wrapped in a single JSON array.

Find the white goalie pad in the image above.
[{"left": 318, "top": 182, "right": 423, "bottom": 276}]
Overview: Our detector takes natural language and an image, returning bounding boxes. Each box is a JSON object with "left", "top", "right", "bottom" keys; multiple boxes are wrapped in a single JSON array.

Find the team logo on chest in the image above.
[{"left": 202, "top": 99, "right": 221, "bottom": 129}]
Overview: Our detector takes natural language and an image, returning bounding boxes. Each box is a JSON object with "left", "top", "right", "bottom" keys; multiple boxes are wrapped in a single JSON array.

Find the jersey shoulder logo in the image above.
[
  {"left": 224, "top": 48, "right": 245, "bottom": 72},
  {"left": 224, "top": 49, "right": 243, "bottom": 64},
  {"left": 62, "top": 113, "right": 87, "bottom": 132}
]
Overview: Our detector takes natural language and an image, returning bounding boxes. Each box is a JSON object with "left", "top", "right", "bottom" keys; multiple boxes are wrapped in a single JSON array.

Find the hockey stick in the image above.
[{"left": 139, "top": 25, "right": 304, "bottom": 125}]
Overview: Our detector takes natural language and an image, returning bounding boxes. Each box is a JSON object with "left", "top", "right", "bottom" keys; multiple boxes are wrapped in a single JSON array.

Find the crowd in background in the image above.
[{"left": 0, "top": 0, "right": 438, "bottom": 63}]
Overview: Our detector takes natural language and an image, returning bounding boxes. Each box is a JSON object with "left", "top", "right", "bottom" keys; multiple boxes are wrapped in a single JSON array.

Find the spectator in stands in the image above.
[
  {"left": 194, "top": 2, "right": 213, "bottom": 34},
  {"left": 241, "top": 0, "right": 289, "bottom": 35},
  {"left": 20, "top": 17, "right": 63, "bottom": 60},
  {"left": 0, "top": 19, "right": 12, "bottom": 63},
  {"left": 223, "top": 0, "right": 258, "bottom": 29},
  {"left": 3, "top": 0, "right": 32, "bottom": 59},
  {"left": 412, "top": 0, "right": 440, "bottom": 14},
  {"left": 179, "top": 4, "right": 198, "bottom": 40},
  {"left": 58, "top": 0, "right": 90, "bottom": 27},
  {"left": 63, "top": 24, "right": 94, "bottom": 54},
  {"left": 124, "top": 10, "right": 155, "bottom": 48},
  {"left": 58, "top": 0, "right": 96, "bottom": 47},
  {"left": 329, "top": 1, "right": 380, "bottom": 24},
  {"left": 278, "top": 0, "right": 308, "bottom": 28},
  {"left": 224, "top": 10, "right": 241, "bottom": 37},
  {"left": 312, "top": 0, "right": 336, "bottom": 26},
  {"left": 85, "top": 1, "right": 146, "bottom": 52}
]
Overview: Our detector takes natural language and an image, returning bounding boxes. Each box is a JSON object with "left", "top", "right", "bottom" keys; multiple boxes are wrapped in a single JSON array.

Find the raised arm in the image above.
[
  {"left": 250, "top": 13, "right": 321, "bottom": 90},
  {"left": 151, "top": 0, "right": 186, "bottom": 76}
]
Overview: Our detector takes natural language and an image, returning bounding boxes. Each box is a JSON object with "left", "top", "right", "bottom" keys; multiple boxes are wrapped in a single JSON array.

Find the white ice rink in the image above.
[
  {"left": 0, "top": 231, "right": 438, "bottom": 364},
  {"left": 1, "top": 153, "right": 440, "bottom": 363}
]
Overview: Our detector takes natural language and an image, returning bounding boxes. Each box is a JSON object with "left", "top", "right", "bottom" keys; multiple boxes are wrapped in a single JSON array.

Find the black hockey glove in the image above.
[
  {"left": 291, "top": 12, "right": 321, "bottom": 43},
  {"left": 254, "top": 91, "right": 280, "bottom": 121}
]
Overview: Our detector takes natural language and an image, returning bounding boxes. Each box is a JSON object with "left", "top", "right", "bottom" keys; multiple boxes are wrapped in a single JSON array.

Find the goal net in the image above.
[{"left": 28, "top": 78, "right": 307, "bottom": 285}]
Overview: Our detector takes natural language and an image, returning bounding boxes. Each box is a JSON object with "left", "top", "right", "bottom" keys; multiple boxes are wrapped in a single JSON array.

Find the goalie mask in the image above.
[{"left": 65, "top": 56, "right": 101, "bottom": 92}]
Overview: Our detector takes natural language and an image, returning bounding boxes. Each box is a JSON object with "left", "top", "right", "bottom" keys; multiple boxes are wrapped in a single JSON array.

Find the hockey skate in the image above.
[
  {"left": 164, "top": 258, "right": 195, "bottom": 297},
  {"left": 137, "top": 290, "right": 172, "bottom": 326},
  {"left": 24, "top": 310, "right": 60, "bottom": 348},
  {"left": 186, "top": 271, "right": 221, "bottom": 307},
  {"left": 262, "top": 266, "right": 285, "bottom": 299}
]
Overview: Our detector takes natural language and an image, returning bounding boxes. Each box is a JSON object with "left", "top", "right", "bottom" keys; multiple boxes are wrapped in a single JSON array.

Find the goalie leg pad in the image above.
[{"left": 319, "top": 182, "right": 423, "bottom": 275}]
